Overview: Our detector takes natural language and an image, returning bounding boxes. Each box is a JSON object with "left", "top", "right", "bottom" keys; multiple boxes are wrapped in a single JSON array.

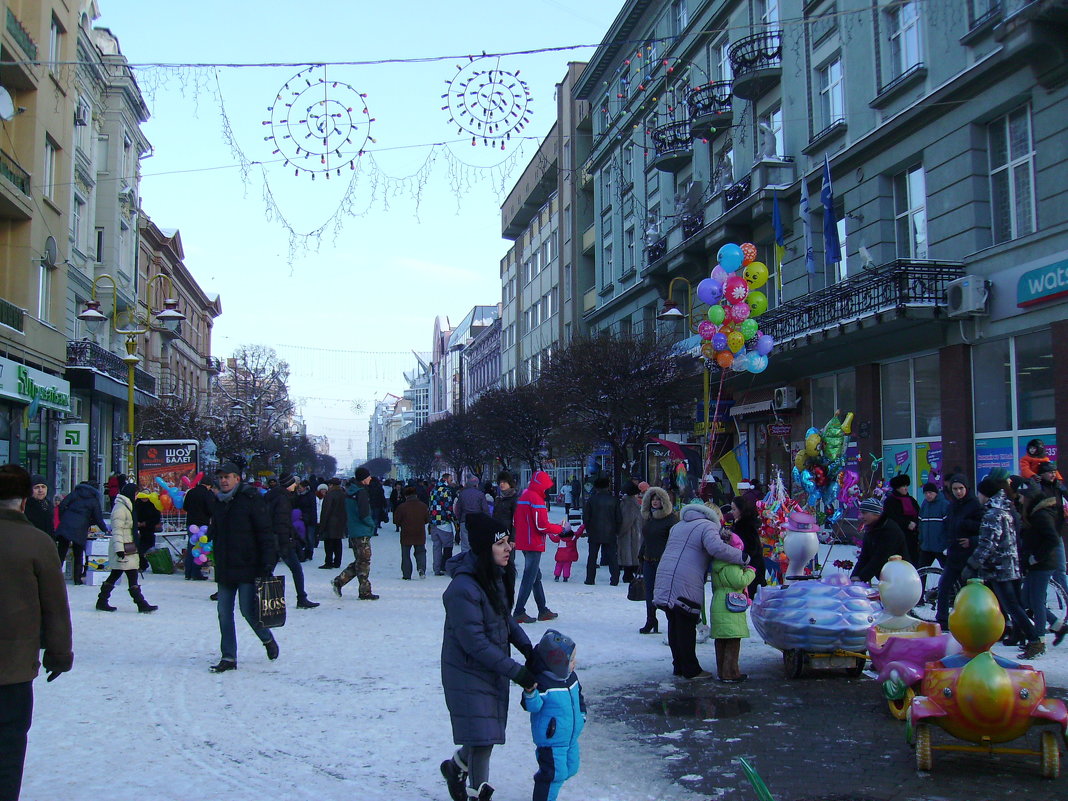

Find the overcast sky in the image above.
[{"left": 97, "top": 0, "right": 625, "bottom": 465}]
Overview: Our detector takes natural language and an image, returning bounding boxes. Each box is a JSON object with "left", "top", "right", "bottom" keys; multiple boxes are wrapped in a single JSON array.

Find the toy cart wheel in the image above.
[
  {"left": 887, "top": 688, "right": 915, "bottom": 721},
  {"left": 783, "top": 649, "right": 804, "bottom": 679},
  {"left": 915, "top": 724, "right": 932, "bottom": 771},
  {"left": 1040, "top": 731, "right": 1060, "bottom": 779},
  {"left": 845, "top": 657, "right": 866, "bottom": 677}
]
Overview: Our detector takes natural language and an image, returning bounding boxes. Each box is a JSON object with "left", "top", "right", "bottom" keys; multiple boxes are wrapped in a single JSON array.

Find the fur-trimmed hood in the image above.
[
  {"left": 641, "top": 487, "right": 673, "bottom": 520},
  {"left": 679, "top": 502, "right": 722, "bottom": 524}
]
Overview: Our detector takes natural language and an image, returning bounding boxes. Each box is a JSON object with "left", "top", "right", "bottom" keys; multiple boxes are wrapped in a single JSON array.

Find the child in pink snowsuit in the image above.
[{"left": 552, "top": 524, "right": 581, "bottom": 582}]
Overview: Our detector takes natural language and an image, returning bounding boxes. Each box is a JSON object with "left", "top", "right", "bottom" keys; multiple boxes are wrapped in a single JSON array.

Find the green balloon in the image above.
[
  {"left": 740, "top": 318, "right": 759, "bottom": 339},
  {"left": 707, "top": 305, "right": 726, "bottom": 325},
  {"left": 746, "top": 290, "right": 768, "bottom": 317}
]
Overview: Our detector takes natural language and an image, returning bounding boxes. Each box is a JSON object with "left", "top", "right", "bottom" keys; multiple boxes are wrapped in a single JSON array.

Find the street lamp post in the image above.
[{"left": 78, "top": 274, "right": 186, "bottom": 473}]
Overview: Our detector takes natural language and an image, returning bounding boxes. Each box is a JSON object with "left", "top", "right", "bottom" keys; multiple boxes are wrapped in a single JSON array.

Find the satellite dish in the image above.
[
  {"left": 43, "top": 236, "right": 58, "bottom": 268},
  {"left": 0, "top": 88, "right": 15, "bottom": 122}
]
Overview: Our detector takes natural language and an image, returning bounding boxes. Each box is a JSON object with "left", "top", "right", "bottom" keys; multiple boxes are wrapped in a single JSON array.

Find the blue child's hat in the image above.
[{"left": 535, "top": 629, "right": 575, "bottom": 680}]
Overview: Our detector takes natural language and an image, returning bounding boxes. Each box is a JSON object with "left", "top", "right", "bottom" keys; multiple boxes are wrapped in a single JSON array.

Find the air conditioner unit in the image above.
[
  {"left": 74, "top": 106, "right": 89, "bottom": 126},
  {"left": 945, "top": 275, "right": 989, "bottom": 318},
  {"left": 773, "top": 386, "right": 800, "bottom": 411}
]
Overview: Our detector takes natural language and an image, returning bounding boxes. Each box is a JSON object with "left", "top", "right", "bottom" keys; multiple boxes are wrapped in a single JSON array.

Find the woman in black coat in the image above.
[
  {"left": 935, "top": 474, "right": 984, "bottom": 628},
  {"left": 440, "top": 513, "right": 534, "bottom": 801},
  {"left": 638, "top": 487, "right": 678, "bottom": 634},
  {"left": 882, "top": 474, "right": 921, "bottom": 565},
  {"left": 731, "top": 495, "right": 765, "bottom": 596}
]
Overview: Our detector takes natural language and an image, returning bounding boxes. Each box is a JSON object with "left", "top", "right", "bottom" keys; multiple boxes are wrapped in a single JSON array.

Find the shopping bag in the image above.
[
  {"left": 627, "top": 576, "right": 646, "bottom": 601},
  {"left": 255, "top": 575, "right": 287, "bottom": 629}
]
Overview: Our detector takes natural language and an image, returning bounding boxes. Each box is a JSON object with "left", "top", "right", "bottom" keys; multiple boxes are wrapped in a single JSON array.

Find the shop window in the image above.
[
  {"left": 811, "top": 370, "right": 855, "bottom": 428},
  {"left": 880, "top": 360, "right": 913, "bottom": 440},
  {"left": 913, "top": 354, "right": 941, "bottom": 436},
  {"left": 1015, "top": 330, "right": 1054, "bottom": 429},
  {"left": 972, "top": 338, "right": 1012, "bottom": 432}
]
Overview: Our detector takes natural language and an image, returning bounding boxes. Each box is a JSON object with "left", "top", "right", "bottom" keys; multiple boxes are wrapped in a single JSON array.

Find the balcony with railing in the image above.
[
  {"left": 645, "top": 236, "right": 667, "bottom": 265},
  {"left": 759, "top": 260, "right": 965, "bottom": 347},
  {"left": 1, "top": 8, "right": 38, "bottom": 91},
  {"left": 649, "top": 121, "right": 694, "bottom": 173},
  {"left": 687, "top": 81, "right": 733, "bottom": 139},
  {"left": 723, "top": 175, "right": 752, "bottom": 211},
  {"left": 0, "top": 149, "right": 32, "bottom": 220},
  {"left": 0, "top": 296, "right": 24, "bottom": 332},
  {"left": 729, "top": 30, "right": 783, "bottom": 100},
  {"left": 66, "top": 340, "right": 158, "bottom": 395},
  {"left": 5, "top": 9, "right": 36, "bottom": 59},
  {"left": 205, "top": 355, "right": 223, "bottom": 374}
]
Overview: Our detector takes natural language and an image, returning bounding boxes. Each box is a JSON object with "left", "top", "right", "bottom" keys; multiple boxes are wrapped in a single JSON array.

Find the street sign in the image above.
[
  {"left": 57, "top": 423, "right": 89, "bottom": 454},
  {"left": 768, "top": 423, "right": 792, "bottom": 437}
]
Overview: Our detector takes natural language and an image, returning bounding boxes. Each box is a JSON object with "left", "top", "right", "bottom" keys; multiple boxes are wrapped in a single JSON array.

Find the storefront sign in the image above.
[
  {"left": 1017, "top": 258, "right": 1068, "bottom": 307},
  {"left": 136, "top": 439, "right": 199, "bottom": 498},
  {"left": 0, "top": 357, "right": 71, "bottom": 412},
  {"left": 768, "top": 423, "right": 792, "bottom": 437},
  {"left": 975, "top": 437, "right": 1014, "bottom": 480},
  {"left": 916, "top": 441, "right": 943, "bottom": 486},
  {"left": 882, "top": 444, "right": 913, "bottom": 484},
  {"left": 57, "top": 423, "right": 89, "bottom": 454}
]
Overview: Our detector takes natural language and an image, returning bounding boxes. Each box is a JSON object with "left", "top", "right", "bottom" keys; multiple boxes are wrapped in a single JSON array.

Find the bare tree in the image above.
[{"left": 468, "top": 385, "right": 561, "bottom": 473}]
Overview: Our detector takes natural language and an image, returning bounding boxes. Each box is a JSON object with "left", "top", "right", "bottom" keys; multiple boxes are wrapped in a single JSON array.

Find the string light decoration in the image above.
[
  {"left": 262, "top": 66, "right": 376, "bottom": 179},
  {"left": 442, "top": 55, "right": 532, "bottom": 149}
]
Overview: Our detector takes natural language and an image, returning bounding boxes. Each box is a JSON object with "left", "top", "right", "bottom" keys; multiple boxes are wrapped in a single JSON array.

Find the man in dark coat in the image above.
[
  {"left": 368, "top": 476, "right": 388, "bottom": 532},
  {"left": 56, "top": 480, "right": 108, "bottom": 585},
  {"left": 454, "top": 476, "right": 491, "bottom": 552},
  {"left": 265, "top": 474, "right": 319, "bottom": 609},
  {"left": 0, "top": 465, "right": 73, "bottom": 801},
  {"left": 851, "top": 497, "right": 909, "bottom": 583},
  {"left": 208, "top": 462, "right": 279, "bottom": 673},
  {"left": 394, "top": 486, "right": 430, "bottom": 580},
  {"left": 935, "top": 474, "right": 985, "bottom": 628},
  {"left": 318, "top": 478, "right": 347, "bottom": 569},
  {"left": 581, "top": 477, "right": 622, "bottom": 585},
  {"left": 182, "top": 474, "right": 214, "bottom": 580},
  {"left": 440, "top": 513, "right": 534, "bottom": 801},
  {"left": 24, "top": 475, "right": 54, "bottom": 540},
  {"left": 492, "top": 472, "right": 518, "bottom": 541},
  {"left": 295, "top": 481, "right": 318, "bottom": 560}
]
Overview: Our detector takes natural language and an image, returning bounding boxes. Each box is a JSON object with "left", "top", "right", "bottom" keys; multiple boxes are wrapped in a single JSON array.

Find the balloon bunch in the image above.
[
  {"left": 154, "top": 476, "right": 187, "bottom": 512},
  {"left": 179, "top": 471, "right": 204, "bottom": 490},
  {"left": 791, "top": 410, "right": 855, "bottom": 522},
  {"left": 188, "top": 524, "right": 213, "bottom": 565},
  {"left": 696, "top": 242, "right": 775, "bottom": 372}
]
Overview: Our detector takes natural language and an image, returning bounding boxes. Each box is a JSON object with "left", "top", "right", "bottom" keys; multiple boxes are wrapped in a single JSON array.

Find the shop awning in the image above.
[{"left": 729, "top": 400, "right": 773, "bottom": 417}]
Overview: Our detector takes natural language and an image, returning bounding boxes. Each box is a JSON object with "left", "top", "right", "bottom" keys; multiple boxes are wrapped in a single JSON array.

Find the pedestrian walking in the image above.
[
  {"left": 513, "top": 471, "right": 565, "bottom": 624},
  {"left": 394, "top": 486, "right": 430, "bottom": 580},
  {"left": 918, "top": 481, "right": 950, "bottom": 569},
  {"left": 56, "top": 480, "right": 108, "bottom": 585},
  {"left": 105, "top": 471, "right": 122, "bottom": 511},
  {"left": 638, "top": 487, "right": 677, "bottom": 635},
  {"left": 581, "top": 477, "right": 621, "bottom": 585},
  {"left": 935, "top": 474, "right": 984, "bottom": 629},
  {"left": 0, "top": 464, "right": 73, "bottom": 801},
  {"left": 653, "top": 503, "right": 745, "bottom": 680},
  {"left": 492, "top": 472, "right": 518, "bottom": 541},
  {"left": 24, "top": 474, "right": 54, "bottom": 540},
  {"left": 851, "top": 498, "right": 909, "bottom": 582},
  {"left": 1020, "top": 487, "right": 1063, "bottom": 650},
  {"left": 429, "top": 474, "right": 459, "bottom": 576},
  {"left": 207, "top": 462, "right": 279, "bottom": 673},
  {"left": 550, "top": 525, "right": 580, "bottom": 582},
  {"left": 389, "top": 480, "right": 404, "bottom": 532},
  {"left": 440, "top": 513, "right": 535, "bottom": 801},
  {"left": 882, "top": 474, "right": 921, "bottom": 565},
  {"left": 560, "top": 481, "right": 573, "bottom": 519},
  {"left": 265, "top": 474, "right": 319, "bottom": 609},
  {"left": 95, "top": 483, "right": 158, "bottom": 613},
  {"left": 331, "top": 468, "right": 379, "bottom": 599},
  {"left": 368, "top": 476, "right": 388, "bottom": 533},
  {"left": 318, "top": 477, "right": 347, "bottom": 569},
  {"left": 183, "top": 474, "right": 214, "bottom": 580},
  {"left": 295, "top": 481, "right": 318, "bottom": 561},
  {"left": 522, "top": 629, "right": 586, "bottom": 801},
  {"left": 455, "top": 476, "right": 491, "bottom": 552},
  {"left": 710, "top": 530, "right": 756, "bottom": 683},
  {"left": 617, "top": 483, "right": 643, "bottom": 584}
]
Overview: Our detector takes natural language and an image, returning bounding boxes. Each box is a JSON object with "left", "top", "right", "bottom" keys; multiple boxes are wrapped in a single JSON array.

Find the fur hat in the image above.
[
  {"left": 534, "top": 629, "right": 576, "bottom": 681},
  {"left": 889, "top": 474, "right": 911, "bottom": 489},
  {"left": 466, "top": 513, "right": 509, "bottom": 555},
  {"left": 278, "top": 473, "right": 298, "bottom": 489},
  {"left": 316, "top": 483, "right": 329, "bottom": 492},
  {"left": 858, "top": 497, "right": 884, "bottom": 516}
]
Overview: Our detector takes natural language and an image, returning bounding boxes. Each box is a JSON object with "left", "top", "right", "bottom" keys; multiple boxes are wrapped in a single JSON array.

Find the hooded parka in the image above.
[{"left": 653, "top": 504, "right": 745, "bottom": 614}]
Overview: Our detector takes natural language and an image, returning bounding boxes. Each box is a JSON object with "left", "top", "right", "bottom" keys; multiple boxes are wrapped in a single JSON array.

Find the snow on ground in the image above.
[{"left": 22, "top": 533, "right": 1068, "bottom": 801}]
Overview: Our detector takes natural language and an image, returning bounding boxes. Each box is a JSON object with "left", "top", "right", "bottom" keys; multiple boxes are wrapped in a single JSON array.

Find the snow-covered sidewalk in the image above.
[{"left": 22, "top": 533, "right": 1068, "bottom": 800}]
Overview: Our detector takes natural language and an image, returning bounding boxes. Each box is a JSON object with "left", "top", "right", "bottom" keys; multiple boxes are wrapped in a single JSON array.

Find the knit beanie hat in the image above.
[
  {"left": 977, "top": 477, "right": 1001, "bottom": 498},
  {"left": 921, "top": 482, "right": 938, "bottom": 494},
  {"left": 535, "top": 629, "right": 576, "bottom": 680},
  {"left": 354, "top": 467, "right": 371, "bottom": 481},
  {"left": 30, "top": 474, "right": 47, "bottom": 487},
  {"left": 466, "top": 513, "right": 509, "bottom": 555},
  {"left": 858, "top": 497, "right": 884, "bottom": 516}
]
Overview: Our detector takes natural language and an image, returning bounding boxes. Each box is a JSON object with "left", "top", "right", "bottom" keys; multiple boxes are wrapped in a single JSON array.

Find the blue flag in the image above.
[
  {"left": 822, "top": 154, "right": 841, "bottom": 268},
  {"left": 800, "top": 174, "right": 815, "bottom": 276},
  {"left": 772, "top": 190, "right": 786, "bottom": 294}
]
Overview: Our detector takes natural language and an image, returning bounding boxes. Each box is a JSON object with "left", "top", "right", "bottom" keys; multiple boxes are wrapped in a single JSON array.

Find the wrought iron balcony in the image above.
[
  {"left": 682, "top": 212, "right": 705, "bottom": 240},
  {"left": 646, "top": 236, "right": 667, "bottom": 264},
  {"left": 0, "top": 150, "right": 29, "bottom": 195},
  {"left": 649, "top": 121, "right": 694, "bottom": 173},
  {"left": 723, "top": 175, "right": 752, "bottom": 211},
  {"left": 66, "top": 340, "right": 158, "bottom": 395},
  {"left": 729, "top": 30, "right": 783, "bottom": 100},
  {"left": 687, "top": 81, "right": 733, "bottom": 139},
  {"left": 205, "top": 355, "right": 222, "bottom": 373},
  {"left": 0, "top": 296, "right": 23, "bottom": 331},
  {"left": 5, "top": 8, "right": 37, "bottom": 60},
  {"left": 758, "top": 260, "right": 966, "bottom": 346}
]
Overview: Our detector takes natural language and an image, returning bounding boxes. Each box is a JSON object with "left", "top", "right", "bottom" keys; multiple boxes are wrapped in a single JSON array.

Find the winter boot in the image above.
[
  {"left": 129, "top": 585, "right": 158, "bottom": 613},
  {"left": 440, "top": 753, "right": 468, "bottom": 801},
  {"left": 466, "top": 783, "right": 494, "bottom": 800},
  {"left": 96, "top": 581, "right": 117, "bottom": 612},
  {"left": 72, "top": 559, "right": 84, "bottom": 585},
  {"left": 639, "top": 614, "right": 658, "bottom": 634},
  {"left": 332, "top": 566, "right": 356, "bottom": 596}
]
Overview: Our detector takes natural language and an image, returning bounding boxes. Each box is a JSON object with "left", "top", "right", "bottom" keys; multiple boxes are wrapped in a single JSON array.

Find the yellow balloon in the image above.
[
  {"left": 794, "top": 450, "right": 808, "bottom": 470},
  {"left": 726, "top": 331, "right": 745, "bottom": 353},
  {"left": 805, "top": 432, "right": 822, "bottom": 457},
  {"left": 743, "top": 261, "right": 768, "bottom": 289}
]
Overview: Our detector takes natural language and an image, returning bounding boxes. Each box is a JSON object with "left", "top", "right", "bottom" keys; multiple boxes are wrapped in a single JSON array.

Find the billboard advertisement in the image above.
[{"left": 136, "top": 440, "right": 199, "bottom": 514}]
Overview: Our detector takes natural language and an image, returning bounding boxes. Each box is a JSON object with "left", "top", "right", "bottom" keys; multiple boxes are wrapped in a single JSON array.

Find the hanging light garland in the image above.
[{"left": 442, "top": 54, "right": 532, "bottom": 150}]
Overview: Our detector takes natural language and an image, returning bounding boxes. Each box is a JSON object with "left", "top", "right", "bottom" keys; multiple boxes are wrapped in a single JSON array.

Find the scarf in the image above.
[{"left": 216, "top": 484, "right": 240, "bottom": 504}]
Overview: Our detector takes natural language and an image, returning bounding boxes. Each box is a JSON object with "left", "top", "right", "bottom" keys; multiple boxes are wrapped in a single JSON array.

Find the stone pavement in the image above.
[{"left": 595, "top": 665, "right": 1067, "bottom": 801}]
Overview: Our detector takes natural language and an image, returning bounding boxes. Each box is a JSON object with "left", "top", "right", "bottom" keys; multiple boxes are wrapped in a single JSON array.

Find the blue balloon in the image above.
[
  {"left": 696, "top": 278, "right": 724, "bottom": 305},
  {"left": 718, "top": 243, "right": 744, "bottom": 272},
  {"left": 712, "top": 332, "right": 728, "bottom": 350},
  {"left": 189, "top": 534, "right": 200, "bottom": 545},
  {"left": 748, "top": 353, "right": 768, "bottom": 373}
]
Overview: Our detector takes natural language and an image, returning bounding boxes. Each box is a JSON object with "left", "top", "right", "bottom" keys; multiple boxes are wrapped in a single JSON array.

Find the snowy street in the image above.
[{"left": 23, "top": 533, "right": 1068, "bottom": 801}]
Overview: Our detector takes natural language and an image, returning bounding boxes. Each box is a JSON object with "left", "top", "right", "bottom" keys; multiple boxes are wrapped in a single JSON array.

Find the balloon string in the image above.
[{"left": 699, "top": 368, "right": 729, "bottom": 497}]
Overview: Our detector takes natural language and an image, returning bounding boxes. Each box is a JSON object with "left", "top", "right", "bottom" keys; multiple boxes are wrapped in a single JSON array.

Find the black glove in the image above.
[
  {"left": 46, "top": 670, "right": 62, "bottom": 682},
  {"left": 513, "top": 666, "right": 536, "bottom": 691}
]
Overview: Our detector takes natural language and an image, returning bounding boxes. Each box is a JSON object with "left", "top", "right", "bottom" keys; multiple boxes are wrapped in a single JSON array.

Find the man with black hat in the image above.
[
  {"left": 319, "top": 477, "right": 348, "bottom": 569},
  {"left": 183, "top": 473, "right": 215, "bottom": 580},
  {"left": 208, "top": 461, "right": 279, "bottom": 673},
  {"left": 852, "top": 497, "right": 908, "bottom": 582},
  {"left": 332, "top": 467, "right": 379, "bottom": 599},
  {"left": 24, "top": 474, "right": 55, "bottom": 540},
  {"left": 265, "top": 474, "right": 319, "bottom": 609}
]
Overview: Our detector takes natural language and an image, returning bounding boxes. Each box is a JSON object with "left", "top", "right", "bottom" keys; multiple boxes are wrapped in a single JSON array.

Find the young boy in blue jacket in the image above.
[
  {"left": 522, "top": 629, "right": 586, "bottom": 801},
  {"left": 918, "top": 481, "right": 950, "bottom": 568}
]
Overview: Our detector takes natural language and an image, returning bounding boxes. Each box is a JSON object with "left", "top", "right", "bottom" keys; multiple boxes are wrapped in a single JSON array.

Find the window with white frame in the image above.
[
  {"left": 43, "top": 138, "right": 58, "bottom": 200},
  {"left": 97, "top": 135, "right": 109, "bottom": 172},
  {"left": 759, "top": 0, "right": 780, "bottom": 25},
  {"left": 894, "top": 165, "right": 928, "bottom": 259},
  {"left": 624, "top": 225, "right": 635, "bottom": 272},
  {"left": 716, "top": 38, "right": 733, "bottom": 82},
  {"left": 38, "top": 265, "right": 51, "bottom": 322},
  {"left": 604, "top": 243, "right": 614, "bottom": 282},
  {"left": 48, "top": 15, "right": 63, "bottom": 72},
  {"left": 71, "top": 194, "right": 84, "bottom": 250},
  {"left": 673, "top": 0, "right": 689, "bottom": 34},
  {"left": 564, "top": 264, "right": 572, "bottom": 301},
  {"left": 988, "top": 105, "right": 1035, "bottom": 244},
  {"left": 888, "top": 1, "right": 922, "bottom": 77},
  {"left": 618, "top": 66, "right": 629, "bottom": 103},
  {"left": 757, "top": 106, "right": 784, "bottom": 157},
  {"left": 818, "top": 58, "right": 845, "bottom": 129},
  {"left": 623, "top": 144, "right": 633, "bottom": 183},
  {"left": 95, "top": 227, "right": 104, "bottom": 262},
  {"left": 601, "top": 167, "right": 613, "bottom": 204}
]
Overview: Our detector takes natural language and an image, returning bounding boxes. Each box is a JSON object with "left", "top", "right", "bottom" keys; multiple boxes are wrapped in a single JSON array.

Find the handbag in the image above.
[
  {"left": 627, "top": 576, "right": 646, "bottom": 602},
  {"left": 725, "top": 591, "right": 751, "bottom": 613},
  {"left": 255, "top": 575, "right": 287, "bottom": 629}
]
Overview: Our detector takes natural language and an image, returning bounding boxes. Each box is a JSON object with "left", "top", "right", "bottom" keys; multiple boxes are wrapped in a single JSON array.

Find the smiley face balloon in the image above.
[{"left": 743, "top": 261, "right": 768, "bottom": 289}]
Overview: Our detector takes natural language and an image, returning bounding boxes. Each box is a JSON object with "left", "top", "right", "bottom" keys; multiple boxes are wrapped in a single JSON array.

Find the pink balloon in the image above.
[
  {"left": 711, "top": 265, "right": 728, "bottom": 283},
  {"left": 728, "top": 302, "right": 751, "bottom": 322},
  {"left": 697, "top": 320, "right": 716, "bottom": 339},
  {"left": 195, "top": 554, "right": 208, "bottom": 564},
  {"left": 724, "top": 275, "right": 749, "bottom": 304}
]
